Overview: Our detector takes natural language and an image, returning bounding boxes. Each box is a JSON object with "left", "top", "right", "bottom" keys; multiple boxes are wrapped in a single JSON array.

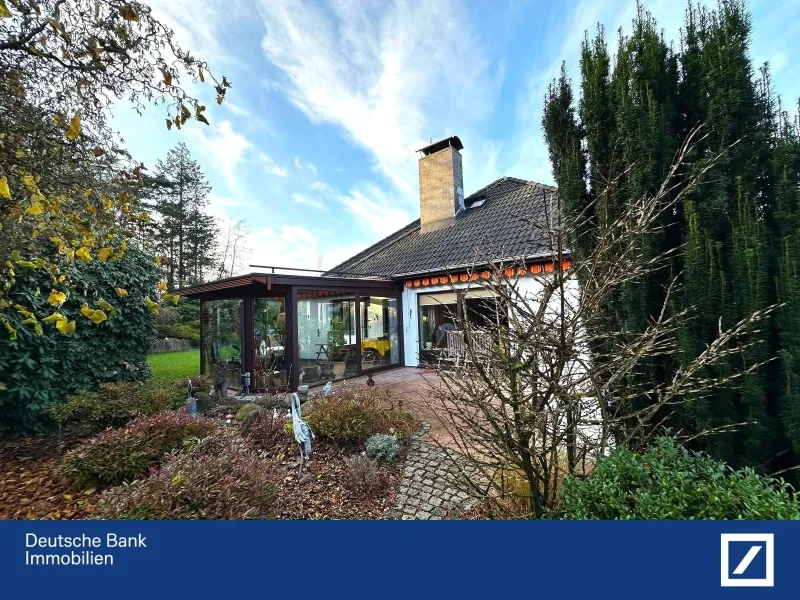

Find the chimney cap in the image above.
[{"left": 416, "top": 136, "right": 463, "bottom": 156}]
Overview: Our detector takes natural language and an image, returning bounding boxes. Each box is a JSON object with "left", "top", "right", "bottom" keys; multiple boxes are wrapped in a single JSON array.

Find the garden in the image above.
[{"left": 0, "top": 379, "right": 420, "bottom": 520}]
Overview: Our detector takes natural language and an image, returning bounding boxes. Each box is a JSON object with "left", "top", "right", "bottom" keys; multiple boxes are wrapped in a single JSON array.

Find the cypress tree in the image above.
[{"left": 543, "top": 0, "right": 800, "bottom": 474}]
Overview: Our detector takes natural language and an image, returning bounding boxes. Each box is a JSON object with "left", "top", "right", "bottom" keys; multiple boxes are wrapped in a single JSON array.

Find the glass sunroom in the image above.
[{"left": 176, "top": 273, "right": 404, "bottom": 394}]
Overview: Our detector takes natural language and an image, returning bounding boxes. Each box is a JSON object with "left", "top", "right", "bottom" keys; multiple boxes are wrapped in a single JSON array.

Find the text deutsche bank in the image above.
[{"left": 24, "top": 533, "right": 146, "bottom": 566}]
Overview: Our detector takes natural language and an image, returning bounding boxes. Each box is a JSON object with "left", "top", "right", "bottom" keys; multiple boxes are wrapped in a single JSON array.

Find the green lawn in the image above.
[{"left": 147, "top": 349, "right": 201, "bottom": 382}]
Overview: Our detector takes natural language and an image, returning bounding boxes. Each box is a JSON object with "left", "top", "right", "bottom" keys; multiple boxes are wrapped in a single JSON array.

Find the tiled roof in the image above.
[{"left": 327, "top": 177, "right": 559, "bottom": 278}]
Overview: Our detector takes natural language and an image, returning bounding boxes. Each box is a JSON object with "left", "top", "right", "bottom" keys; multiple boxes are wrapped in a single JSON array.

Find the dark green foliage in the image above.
[
  {"left": 95, "top": 434, "right": 278, "bottom": 519},
  {"left": 543, "top": 0, "right": 800, "bottom": 475},
  {"left": 49, "top": 378, "right": 193, "bottom": 433},
  {"left": 0, "top": 246, "right": 160, "bottom": 436},
  {"left": 560, "top": 438, "right": 799, "bottom": 520},
  {"left": 57, "top": 411, "right": 219, "bottom": 488},
  {"left": 365, "top": 434, "right": 401, "bottom": 462}
]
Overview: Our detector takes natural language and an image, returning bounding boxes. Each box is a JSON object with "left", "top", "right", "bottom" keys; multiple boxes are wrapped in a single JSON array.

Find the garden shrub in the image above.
[
  {"left": 560, "top": 437, "right": 800, "bottom": 520},
  {"left": 0, "top": 246, "right": 159, "bottom": 436},
  {"left": 49, "top": 378, "right": 194, "bottom": 433},
  {"left": 306, "top": 387, "right": 420, "bottom": 447},
  {"left": 365, "top": 434, "right": 400, "bottom": 462},
  {"left": 306, "top": 395, "right": 373, "bottom": 446},
  {"left": 57, "top": 411, "right": 219, "bottom": 488},
  {"left": 346, "top": 454, "right": 382, "bottom": 493},
  {"left": 241, "top": 411, "right": 288, "bottom": 453},
  {"left": 95, "top": 434, "right": 278, "bottom": 519}
]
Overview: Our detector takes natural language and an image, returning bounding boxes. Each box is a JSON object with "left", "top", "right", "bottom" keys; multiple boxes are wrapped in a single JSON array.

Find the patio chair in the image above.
[
  {"left": 445, "top": 329, "right": 465, "bottom": 367},
  {"left": 469, "top": 330, "right": 494, "bottom": 364}
]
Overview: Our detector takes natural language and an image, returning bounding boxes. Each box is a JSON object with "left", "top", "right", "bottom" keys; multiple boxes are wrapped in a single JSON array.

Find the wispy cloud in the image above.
[
  {"left": 294, "top": 156, "right": 318, "bottom": 174},
  {"left": 259, "top": 152, "right": 288, "bottom": 177},
  {"left": 188, "top": 120, "right": 251, "bottom": 194},
  {"left": 257, "top": 0, "right": 499, "bottom": 201},
  {"left": 292, "top": 193, "right": 326, "bottom": 210}
]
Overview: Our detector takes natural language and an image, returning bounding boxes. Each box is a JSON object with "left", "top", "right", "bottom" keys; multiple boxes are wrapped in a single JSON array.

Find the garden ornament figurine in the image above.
[
  {"left": 290, "top": 392, "right": 314, "bottom": 472},
  {"left": 213, "top": 361, "right": 228, "bottom": 399},
  {"left": 186, "top": 379, "right": 197, "bottom": 417},
  {"left": 322, "top": 381, "right": 333, "bottom": 397}
]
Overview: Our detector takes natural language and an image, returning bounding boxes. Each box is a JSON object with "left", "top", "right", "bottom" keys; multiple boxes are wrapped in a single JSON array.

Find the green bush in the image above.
[
  {"left": 158, "top": 322, "right": 200, "bottom": 346},
  {"left": 306, "top": 396, "right": 374, "bottom": 446},
  {"left": 57, "top": 411, "right": 219, "bottom": 488},
  {"left": 49, "top": 378, "right": 193, "bottom": 433},
  {"left": 305, "top": 388, "right": 420, "bottom": 447},
  {"left": 0, "top": 245, "right": 159, "bottom": 436},
  {"left": 365, "top": 434, "right": 400, "bottom": 462},
  {"left": 95, "top": 433, "right": 278, "bottom": 519},
  {"left": 560, "top": 437, "right": 800, "bottom": 520}
]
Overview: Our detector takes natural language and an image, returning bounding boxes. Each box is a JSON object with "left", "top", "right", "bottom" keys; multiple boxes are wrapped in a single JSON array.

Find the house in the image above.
[{"left": 177, "top": 136, "right": 570, "bottom": 394}]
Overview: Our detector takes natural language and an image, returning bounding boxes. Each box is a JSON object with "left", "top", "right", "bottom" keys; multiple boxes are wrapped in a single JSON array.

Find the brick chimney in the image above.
[{"left": 417, "top": 136, "right": 464, "bottom": 234}]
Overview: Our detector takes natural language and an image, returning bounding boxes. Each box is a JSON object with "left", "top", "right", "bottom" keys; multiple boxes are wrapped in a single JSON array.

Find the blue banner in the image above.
[{"left": 0, "top": 520, "right": 796, "bottom": 598}]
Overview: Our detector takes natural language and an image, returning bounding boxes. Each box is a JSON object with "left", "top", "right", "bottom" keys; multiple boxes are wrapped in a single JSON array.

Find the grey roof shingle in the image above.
[{"left": 327, "top": 177, "right": 559, "bottom": 278}]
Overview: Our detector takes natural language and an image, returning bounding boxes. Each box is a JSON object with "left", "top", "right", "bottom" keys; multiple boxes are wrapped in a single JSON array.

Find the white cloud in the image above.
[
  {"left": 294, "top": 156, "right": 318, "bottom": 174},
  {"left": 259, "top": 152, "right": 289, "bottom": 177},
  {"left": 311, "top": 181, "right": 334, "bottom": 195},
  {"left": 257, "top": 0, "right": 499, "bottom": 201},
  {"left": 245, "top": 224, "right": 361, "bottom": 272},
  {"left": 292, "top": 193, "right": 326, "bottom": 210},
  {"left": 338, "top": 183, "right": 412, "bottom": 239},
  {"left": 189, "top": 120, "right": 251, "bottom": 194}
]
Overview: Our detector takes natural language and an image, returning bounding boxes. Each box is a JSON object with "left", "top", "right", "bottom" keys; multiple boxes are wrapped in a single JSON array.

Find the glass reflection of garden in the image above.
[
  {"left": 200, "top": 299, "right": 243, "bottom": 393},
  {"left": 252, "top": 297, "right": 287, "bottom": 392}
]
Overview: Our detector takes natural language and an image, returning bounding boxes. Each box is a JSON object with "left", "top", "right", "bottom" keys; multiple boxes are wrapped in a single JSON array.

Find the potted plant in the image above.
[
  {"left": 328, "top": 317, "right": 348, "bottom": 379},
  {"left": 423, "top": 320, "right": 435, "bottom": 350}
]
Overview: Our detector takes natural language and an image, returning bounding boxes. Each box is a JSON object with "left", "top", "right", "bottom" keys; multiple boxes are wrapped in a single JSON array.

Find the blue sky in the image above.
[{"left": 112, "top": 0, "right": 800, "bottom": 273}]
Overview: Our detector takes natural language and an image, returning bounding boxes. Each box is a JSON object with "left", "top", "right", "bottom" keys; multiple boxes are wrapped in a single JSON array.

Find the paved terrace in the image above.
[{"left": 323, "top": 367, "right": 479, "bottom": 519}]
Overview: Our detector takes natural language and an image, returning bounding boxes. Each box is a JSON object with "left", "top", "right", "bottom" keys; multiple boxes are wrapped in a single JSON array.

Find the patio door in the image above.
[{"left": 359, "top": 296, "right": 400, "bottom": 370}]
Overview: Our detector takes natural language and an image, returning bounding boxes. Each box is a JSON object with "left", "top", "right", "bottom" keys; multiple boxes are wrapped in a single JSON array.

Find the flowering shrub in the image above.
[
  {"left": 57, "top": 411, "right": 218, "bottom": 488},
  {"left": 365, "top": 434, "right": 400, "bottom": 462},
  {"left": 560, "top": 437, "right": 800, "bottom": 520},
  {"left": 95, "top": 435, "right": 278, "bottom": 519}
]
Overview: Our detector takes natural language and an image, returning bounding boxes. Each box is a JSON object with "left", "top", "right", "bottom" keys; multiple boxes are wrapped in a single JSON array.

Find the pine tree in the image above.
[{"left": 149, "top": 143, "right": 216, "bottom": 288}]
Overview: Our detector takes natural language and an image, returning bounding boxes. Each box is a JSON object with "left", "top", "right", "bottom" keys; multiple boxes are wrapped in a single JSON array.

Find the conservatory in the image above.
[{"left": 176, "top": 272, "right": 404, "bottom": 394}]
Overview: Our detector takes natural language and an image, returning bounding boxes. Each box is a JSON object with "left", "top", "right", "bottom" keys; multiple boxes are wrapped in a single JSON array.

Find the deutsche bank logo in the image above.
[{"left": 720, "top": 533, "right": 774, "bottom": 587}]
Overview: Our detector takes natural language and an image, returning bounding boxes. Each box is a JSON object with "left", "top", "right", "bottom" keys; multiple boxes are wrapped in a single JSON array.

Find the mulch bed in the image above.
[
  {"left": 0, "top": 432, "right": 99, "bottom": 520},
  {"left": 272, "top": 440, "right": 407, "bottom": 520},
  {"left": 0, "top": 430, "right": 407, "bottom": 521}
]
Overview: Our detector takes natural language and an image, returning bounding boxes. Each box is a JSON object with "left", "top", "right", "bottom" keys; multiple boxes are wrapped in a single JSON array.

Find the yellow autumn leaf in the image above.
[
  {"left": 88, "top": 309, "right": 107, "bottom": 325},
  {"left": 144, "top": 296, "right": 159, "bottom": 315},
  {"left": 26, "top": 201, "right": 44, "bottom": 216},
  {"left": 56, "top": 319, "right": 76, "bottom": 335},
  {"left": 48, "top": 290, "right": 67, "bottom": 307},
  {"left": 15, "top": 305, "right": 32, "bottom": 318},
  {"left": 0, "top": 176, "right": 9, "bottom": 199},
  {"left": 0, "top": 0, "right": 11, "bottom": 19},
  {"left": 82, "top": 188, "right": 92, "bottom": 198},
  {"left": 42, "top": 312, "right": 66, "bottom": 323},
  {"left": 115, "top": 287, "right": 128, "bottom": 297},
  {"left": 96, "top": 247, "right": 113, "bottom": 262},
  {"left": 95, "top": 299, "right": 114, "bottom": 314},
  {"left": 22, "top": 175, "right": 37, "bottom": 193},
  {"left": 120, "top": 4, "right": 139, "bottom": 21},
  {"left": 157, "top": 280, "right": 167, "bottom": 293},
  {"left": 65, "top": 114, "right": 81, "bottom": 140},
  {"left": 2, "top": 317, "right": 17, "bottom": 341},
  {"left": 15, "top": 149, "right": 25, "bottom": 158},
  {"left": 0, "top": 382, "right": 6, "bottom": 391},
  {"left": 75, "top": 247, "right": 92, "bottom": 262},
  {"left": 101, "top": 196, "right": 113, "bottom": 211}
]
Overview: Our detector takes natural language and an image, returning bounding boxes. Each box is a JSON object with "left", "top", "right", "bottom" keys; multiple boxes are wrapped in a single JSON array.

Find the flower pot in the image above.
[{"left": 332, "top": 361, "right": 347, "bottom": 379}]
